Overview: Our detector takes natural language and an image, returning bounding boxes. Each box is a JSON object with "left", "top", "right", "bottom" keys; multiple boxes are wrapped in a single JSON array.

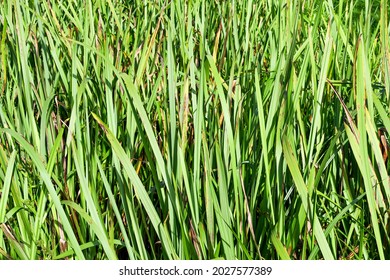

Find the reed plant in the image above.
[{"left": 0, "top": 0, "right": 389, "bottom": 260}]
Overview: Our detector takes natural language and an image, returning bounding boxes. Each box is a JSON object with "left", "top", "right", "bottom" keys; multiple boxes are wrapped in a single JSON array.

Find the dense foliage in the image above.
[{"left": 0, "top": 0, "right": 389, "bottom": 260}]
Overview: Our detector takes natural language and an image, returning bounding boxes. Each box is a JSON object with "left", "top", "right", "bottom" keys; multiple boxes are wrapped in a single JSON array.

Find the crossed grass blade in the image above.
[
  {"left": 0, "top": 128, "right": 85, "bottom": 260},
  {"left": 91, "top": 112, "right": 178, "bottom": 260}
]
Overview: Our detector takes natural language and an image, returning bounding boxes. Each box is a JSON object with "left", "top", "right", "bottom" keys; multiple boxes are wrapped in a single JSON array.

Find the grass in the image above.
[{"left": 0, "top": 0, "right": 389, "bottom": 260}]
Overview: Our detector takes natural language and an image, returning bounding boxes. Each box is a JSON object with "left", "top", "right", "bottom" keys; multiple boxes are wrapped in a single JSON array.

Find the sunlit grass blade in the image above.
[
  {"left": 0, "top": 128, "right": 85, "bottom": 259},
  {"left": 91, "top": 112, "right": 178, "bottom": 259},
  {"left": 282, "top": 136, "right": 334, "bottom": 260}
]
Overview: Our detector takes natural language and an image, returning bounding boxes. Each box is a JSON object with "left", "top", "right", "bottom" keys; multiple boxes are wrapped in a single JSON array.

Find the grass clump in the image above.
[{"left": 0, "top": 0, "right": 389, "bottom": 260}]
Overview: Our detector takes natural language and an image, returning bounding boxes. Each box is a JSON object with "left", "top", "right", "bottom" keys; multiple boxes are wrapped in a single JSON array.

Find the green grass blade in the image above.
[
  {"left": 0, "top": 128, "right": 85, "bottom": 259},
  {"left": 91, "top": 112, "right": 178, "bottom": 259}
]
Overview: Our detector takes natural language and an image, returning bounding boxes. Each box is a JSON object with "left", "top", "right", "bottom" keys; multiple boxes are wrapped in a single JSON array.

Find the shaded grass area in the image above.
[{"left": 0, "top": 0, "right": 389, "bottom": 259}]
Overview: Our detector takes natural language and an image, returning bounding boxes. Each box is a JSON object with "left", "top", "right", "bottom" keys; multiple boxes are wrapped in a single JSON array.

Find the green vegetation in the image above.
[{"left": 0, "top": 0, "right": 389, "bottom": 260}]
